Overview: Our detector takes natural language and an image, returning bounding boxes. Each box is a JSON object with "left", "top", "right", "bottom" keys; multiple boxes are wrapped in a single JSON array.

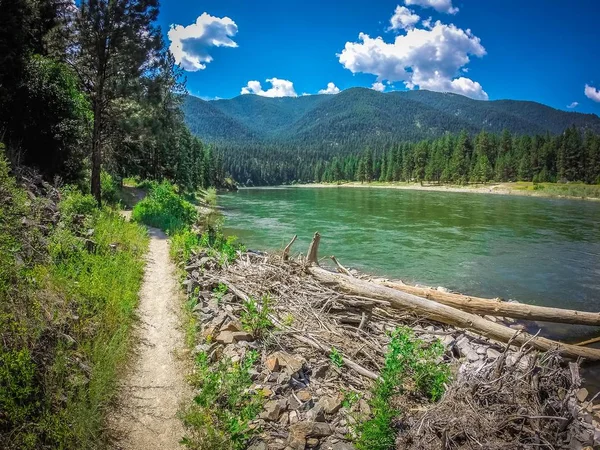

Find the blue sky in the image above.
[{"left": 160, "top": 0, "right": 600, "bottom": 114}]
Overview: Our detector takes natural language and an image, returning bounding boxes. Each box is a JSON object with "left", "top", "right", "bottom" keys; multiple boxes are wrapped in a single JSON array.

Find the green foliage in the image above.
[
  {"left": 213, "top": 283, "right": 228, "bottom": 303},
  {"left": 329, "top": 347, "right": 344, "bottom": 369},
  {"left": 100, "top": 171, "right": 119, "bottom": 204},
  {"left": 0, "top": 161, "right": 148, "bottom": 448},
  {"left": 182, "top": 351, "right": 262, "bottom": 450},
  {"left": 240, "top": 295, "right": 274, "bottom": 338},
  {"left": 170, "top": 228, "right": 202, "bottom": 264},
  {"left": 183, "top": 89, "right": 600, "bottom": 186},
  {"left": 354, "top": 327, "right": 451, "bottom": 450},
  {"left": 199, "top": 229, "right": 245, "bottom": 265},
  {"left": 132, "top": 181, "right": 198, "bottom": 234},
  {"left": 342, "top": 390, "right": 361, "bottom": 409}
]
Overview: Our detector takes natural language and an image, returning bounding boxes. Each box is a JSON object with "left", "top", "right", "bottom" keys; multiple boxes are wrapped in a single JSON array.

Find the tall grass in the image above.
[
  {"left": 0, "top": 149, "right": 148, "bottom": 449},
  {"left": 131, "top": 181, "right": 197, "bottom": 234}
]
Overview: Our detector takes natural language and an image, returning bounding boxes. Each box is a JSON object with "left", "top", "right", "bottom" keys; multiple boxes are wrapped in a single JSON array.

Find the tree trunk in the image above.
[
  {"left": 378, "top": 280, "right": 600, "bottom": 327},
  {"left": 308, "top": 267, "right": 600, "bottom": 361}
]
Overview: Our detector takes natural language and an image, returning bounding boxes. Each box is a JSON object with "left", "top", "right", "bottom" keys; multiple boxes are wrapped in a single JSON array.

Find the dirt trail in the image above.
[{"left": 109, "top": 226, "right": 189, "bottom": 450}]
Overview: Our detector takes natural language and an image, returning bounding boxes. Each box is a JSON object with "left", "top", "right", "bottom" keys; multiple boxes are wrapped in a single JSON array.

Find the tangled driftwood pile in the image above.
[{"left": 181, "top": 232, "right": 600, "bottom": 449}]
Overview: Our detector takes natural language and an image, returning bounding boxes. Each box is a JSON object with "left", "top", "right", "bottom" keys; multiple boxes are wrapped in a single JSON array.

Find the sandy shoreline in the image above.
[{"left": 286, "top": 181, "right": 600, "bottom": 201}]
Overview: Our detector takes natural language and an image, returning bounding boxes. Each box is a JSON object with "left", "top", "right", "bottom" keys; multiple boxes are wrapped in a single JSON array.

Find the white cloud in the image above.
[
  {"left": 389, "top": 6, "right": 420, "bottom": 31},
  {"left": 585, "top": 84, "right": 600, "bottom": 103},
  {"left": 338, "top": 20, "right": 488, "bottom": 100},
  {"left": 405, "top": 0, "right": 458, "bottom": 14},
  {"left": 372, "top": 81, "right": 386, "bottom": 92},
  {"left": 168, "top": 13, "right": 238, "bottom": 72},
  {"left": 318, "top": 82, "right": 341, "bottom": 95},
  {"left": 567, "top": 101, "right": 579, "bottom": 109},
  {"left": 241, "top": 78, "right": 298, "bottom": 97}
]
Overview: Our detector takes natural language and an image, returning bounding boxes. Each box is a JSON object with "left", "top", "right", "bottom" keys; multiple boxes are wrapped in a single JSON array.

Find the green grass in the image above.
[
  {"left": 181, "top": 351, "right": 263, "bottom": 450},
  {"left": 354, "top": 327, "right": 451, "bottom": 450},
  {"left": 514, "top": 181, "right": 600, "bottom": 199},
  {"left": 132, "top": 181, "right": 198, "bottom": 234},
  {"left": 0, "top": 149, "right": 148, "bottom": 449},
  {"left": 330, "top": 347, "right": 344, "bottom": 369}
]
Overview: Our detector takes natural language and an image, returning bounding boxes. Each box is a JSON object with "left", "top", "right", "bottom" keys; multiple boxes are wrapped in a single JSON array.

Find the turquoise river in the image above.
[{"left": 220, "top": 186, "right": 600, "bottom": 342}]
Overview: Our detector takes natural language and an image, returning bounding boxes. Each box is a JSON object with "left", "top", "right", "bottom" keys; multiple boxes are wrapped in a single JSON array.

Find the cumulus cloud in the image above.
[
  {"left": 338, "top": 20, "right": 488, "bottom": 100},
  {"left": 404, "top": 0, "right": 458, "bottom": 14},
  {"left": 241, "top": 78, "right": 298, "bottom": 97},
  {"left": 318, "top": 82, "right": 341, "bottom": 95},
  {"left": 372, "top": 81, "right": 386, "bottom": 92},
  {"left": 567, "top": 101, "right": 579, "bottom": 109},
  {"left": 585, "top": 84, "right": 600, "bottom": 103},
  {"left": 389, "top": 6, "right": 420, "bottom": 31},
  {"left": 168, "top": 13, "right": 238, "bottom": 72}
]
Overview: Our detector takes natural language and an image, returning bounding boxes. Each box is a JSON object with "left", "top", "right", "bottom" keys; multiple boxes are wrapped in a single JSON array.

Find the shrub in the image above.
[
  {"left": 100, "top": 171, "right": 118, "bottom": 204},
  {"left": 182, "top": 350, "right": 262, "bottom": 450},
  {"left": 354, "top": 327, "right": 451, "bottom": 450},
  {"left": 240, "top": 295, "right": 274, "bottom": 338},
  {"left": 132, "top": 181, "right": 197, "bottom": 233}
]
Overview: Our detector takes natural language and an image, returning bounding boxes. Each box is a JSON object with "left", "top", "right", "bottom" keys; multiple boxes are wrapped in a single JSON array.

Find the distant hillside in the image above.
[{"left": 182, "top": 88, "right": 600, "bottom": 148}]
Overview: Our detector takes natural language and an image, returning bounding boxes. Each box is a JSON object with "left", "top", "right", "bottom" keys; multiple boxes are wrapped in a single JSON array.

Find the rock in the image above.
[
  {"left": 466, "top": 351, "right": 480, "bottom": 362},
  {"left": 279, "top": 411, "right": 290, "bottom": 426},
  {"left": 486, "top": 348, "right": 501, "bottom": 359},
  {"left": 220, "top": 320, "right": 244, "bottom": 332},
  {"left": 359, "top": 399, "right": 371, "bottom": 416},
  {"left": 287, "top": 422, "right": 333, "bottom": 449},
  {"left": 296, "top": 389, "right": 312, "bottom": 402},
  {"left": 266, "top": 354, "right": 281, "bottom": 372},
  {"left": 266, "top": 351, "right": 305, "bottom": 375},
  {"left": 578, "top": 388, "right": 590, "bottom": 402},
  {"left": 247, "top": 441, "right": 267, "bottom": 450},
  {"left": 289, "top": 410, "right": 299, "bottom": 424},
  {"left": 260, "top": 399, "right": 288, "bottom": 421},
  {"left": 509, "top": 324, "right": 526, "bottom": 332},
  {"left": 321, "top": 440, "right": 356, "bottom": 450},
  {"left": 313, "top": 364, "right": 329, "bottom": 379},
  {"left": 476, "top": 346, "right": 487, "bottom": 355},
  {"left": 318, "top": 395, "right": 343, "bottom": 415},
  {"left": 437, "top": 286, "right": 451, "bottom": 293},
  {"left": 306, "top": 438, "right": 320, "bottom": 447},
  {"left": 215, "top": 330, "right": 253, "bottom": 344},
  {"left": 441, "top": 335, "right": 455, "bottom": 348},
  {"left": 306, "top": 403, "right": 326, "bottom": 422}
]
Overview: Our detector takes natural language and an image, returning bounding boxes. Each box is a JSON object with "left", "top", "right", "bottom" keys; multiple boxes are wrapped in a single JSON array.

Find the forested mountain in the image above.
[
  {"left": 183, "top": 88, "right": 600, "bottom": 147},
  {"left": 183, "top": 88, "right": 600, "bottom": 186}
]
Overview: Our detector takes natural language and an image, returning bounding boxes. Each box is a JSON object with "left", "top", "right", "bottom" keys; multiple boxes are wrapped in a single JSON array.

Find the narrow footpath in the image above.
[{"left": 109, "top": 225, "right": 189, "bottom": 450}]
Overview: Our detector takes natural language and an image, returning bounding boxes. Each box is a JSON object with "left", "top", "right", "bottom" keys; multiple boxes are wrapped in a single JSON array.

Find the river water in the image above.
[{"left": 220, "top": 186, "right": 600, "bottom": 342}]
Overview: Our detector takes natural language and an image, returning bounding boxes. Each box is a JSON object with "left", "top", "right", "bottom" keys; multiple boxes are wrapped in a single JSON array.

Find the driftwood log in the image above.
[
  {"left": 302, "top": 233, "right": 600, "bottom": 361},
  {"left": 310, "top": 267, "right": 600, "bottom": 361},
  {"left": 378, "top": 280, "right": 600, "bottom": 327}
]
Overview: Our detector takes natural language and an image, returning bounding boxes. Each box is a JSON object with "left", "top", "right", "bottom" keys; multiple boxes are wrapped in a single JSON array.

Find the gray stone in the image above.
[
  {"left": 260, "top": 399, "right": 288, "bottom": 421},
  {"left": 486, "top": 348, "right": 501, "bottom": 359},
  {"left": 247, "top": 441, "right": 267, "bottom": 450},
  {"left": 306, "top": 403, "right": 326, "bottom": 422}
]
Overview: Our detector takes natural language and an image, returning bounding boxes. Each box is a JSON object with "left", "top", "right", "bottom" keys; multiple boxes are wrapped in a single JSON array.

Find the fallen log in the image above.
[
  {"left": 378, "top": 279, "right": 600, "bottom": 327},
  {"left": 309, "top": 267, "right": 600, "bottom": 361}
]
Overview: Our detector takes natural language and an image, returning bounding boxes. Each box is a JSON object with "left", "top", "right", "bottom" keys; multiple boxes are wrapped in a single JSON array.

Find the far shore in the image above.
[{"left": 285, "top": 181, "right": 600, "bottom": 201}]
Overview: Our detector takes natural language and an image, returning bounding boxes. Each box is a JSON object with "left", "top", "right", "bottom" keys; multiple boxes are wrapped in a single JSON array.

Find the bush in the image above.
[
  {"left": 355, "top": 327, "right": 451, "bottom": 450},
  {"left": 0, "top": 162, "right": 149, "bottom": 449},
  {"left": 182, "top": 351, "right": 262, "bottom": 450},
  {"left": 132, "top": 181, "right": 197, "bottom": 234},
  {"left": 100, "top": 171, "right": 118, "bottom": 204}
]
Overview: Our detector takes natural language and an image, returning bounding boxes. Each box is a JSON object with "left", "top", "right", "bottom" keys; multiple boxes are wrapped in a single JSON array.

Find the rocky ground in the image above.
[{"left": 181, "top": 248, "right": 600, "bottom": 449}]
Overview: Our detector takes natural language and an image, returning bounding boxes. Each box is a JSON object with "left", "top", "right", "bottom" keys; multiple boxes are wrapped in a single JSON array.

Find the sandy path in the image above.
[{"left": 109, "top": 227, "right": 189, "bottom": 450}]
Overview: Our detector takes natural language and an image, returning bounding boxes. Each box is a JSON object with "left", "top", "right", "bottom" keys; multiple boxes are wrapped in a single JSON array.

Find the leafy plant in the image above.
[
  {"left": 330, "top": 347, "right": 344, "bottom": 369},
  {"left": 342, "top": 390, "right": 361, "bottom": 409},
  {"left": 132, "top": 181, "right": 197, "bottom": 234},
  {"left": 182, "top": 350, "right": 262, "bottom": 450},
  {"left": 213, "top": 283, "right": 228, "bottom": 303},
  {"left": 354, "top": 327, "right": 451, "bottom": 450},
  {"left": 240, "top": 295, "right": 274, "bottom": 338}
]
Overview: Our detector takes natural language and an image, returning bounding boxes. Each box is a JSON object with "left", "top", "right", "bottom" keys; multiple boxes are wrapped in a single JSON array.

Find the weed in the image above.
[
  {"left": 213, "top": 283, "right": 228, "bottom": 303},
  {"left": 132, "top": 181, "right": 197, "bottom": 234},
  {"left": 342, "top": 390, "right": 361, "bottom": 409},
  {"left": 240, "top": 295, "right": 274, "bottom": 338},
  {"left": 182, "top": 350, "right": 262, "bottom": 450},
  {"left": 354, "top": 327, "right": 451, "bottom": 450},
  {"left": 330, "top": 347, "right": 344, "bottom": 369},
  {"left": 282, "top": 313, "right": 294, "bottom": 327}
]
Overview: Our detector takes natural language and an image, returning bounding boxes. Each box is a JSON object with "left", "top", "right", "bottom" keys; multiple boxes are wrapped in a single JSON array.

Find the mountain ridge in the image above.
[{"left": 182, "top": 88, "right": 600, "bottom": 149}]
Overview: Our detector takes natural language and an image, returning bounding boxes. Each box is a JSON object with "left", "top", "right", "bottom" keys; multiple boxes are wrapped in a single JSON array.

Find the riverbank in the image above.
[
  {"left": 290, "top": 181, "right": 600, "bottom": 201},
  {"left": 176, "top": 229, "right": 600, "bottom": 449}
]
